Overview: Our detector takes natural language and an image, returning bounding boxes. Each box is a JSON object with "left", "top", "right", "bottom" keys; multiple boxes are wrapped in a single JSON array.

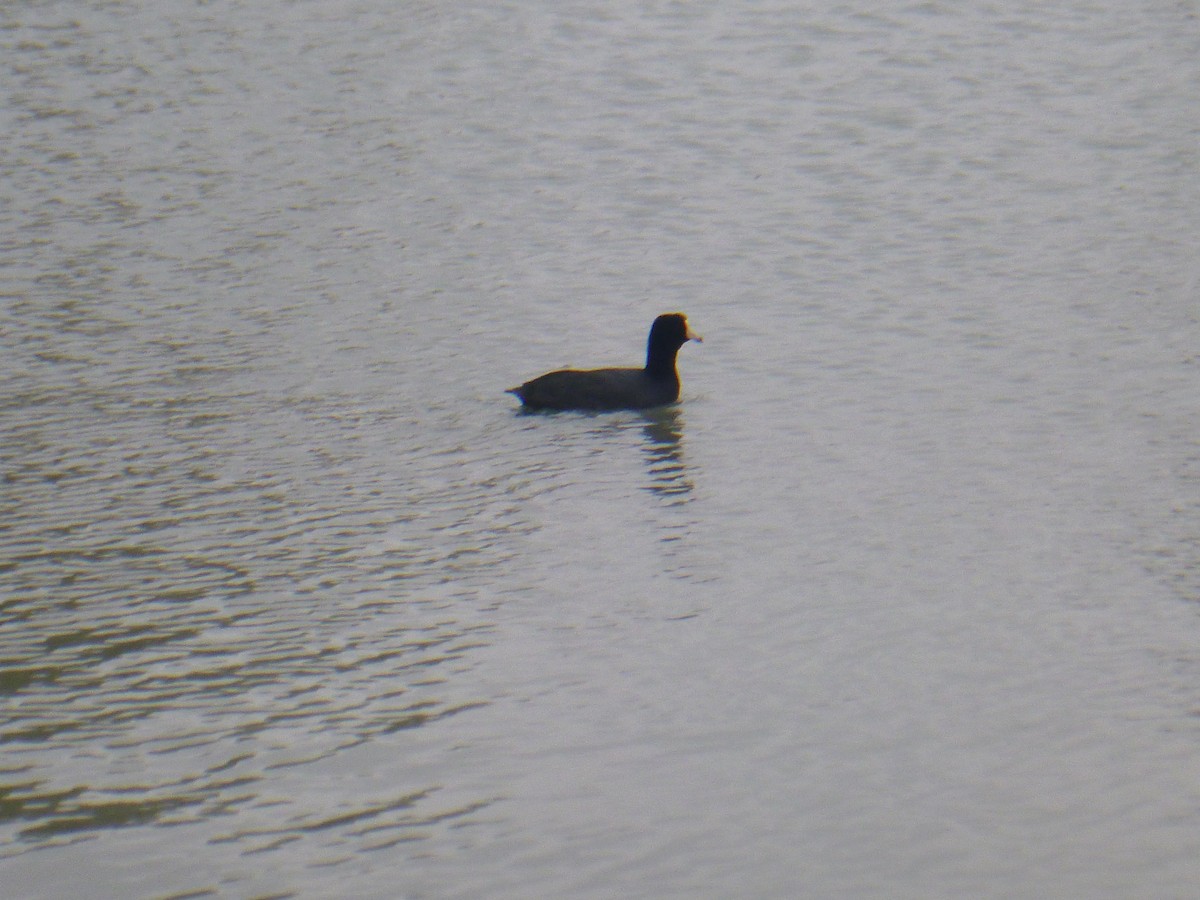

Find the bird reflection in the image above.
[{"left": 639, "top": 407, "right": 693, "bottom": 500}]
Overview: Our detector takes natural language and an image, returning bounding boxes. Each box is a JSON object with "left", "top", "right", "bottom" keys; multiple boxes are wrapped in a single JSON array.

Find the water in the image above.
[{"left": 2, "top": 1, "right": 1199, "bottom": 897}]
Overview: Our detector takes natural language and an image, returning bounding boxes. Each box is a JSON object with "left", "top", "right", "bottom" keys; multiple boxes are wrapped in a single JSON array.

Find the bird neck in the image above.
[{"left": 645, "top": 344, "right": 680, "bottom": 380}]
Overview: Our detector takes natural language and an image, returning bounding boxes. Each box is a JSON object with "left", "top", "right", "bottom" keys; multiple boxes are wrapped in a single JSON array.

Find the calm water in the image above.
[{"left": 3, "top": 1, "right": 1199, "bottom": 897}]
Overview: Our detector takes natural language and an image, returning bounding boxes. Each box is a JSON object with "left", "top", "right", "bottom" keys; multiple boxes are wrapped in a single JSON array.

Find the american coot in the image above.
[{"left": 508, "top": 313, "right": 701, "bottom": 411}]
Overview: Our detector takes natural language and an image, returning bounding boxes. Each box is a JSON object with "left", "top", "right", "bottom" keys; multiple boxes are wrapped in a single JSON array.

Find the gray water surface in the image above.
[{"left": 3, "top": 2, "right": 1199, "bottom": 898}]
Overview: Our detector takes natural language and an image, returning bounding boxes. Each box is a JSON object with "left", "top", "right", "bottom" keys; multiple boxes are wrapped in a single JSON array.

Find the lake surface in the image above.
[{"left": 2, "top": 1, "right": 1199, "bottom": 897}]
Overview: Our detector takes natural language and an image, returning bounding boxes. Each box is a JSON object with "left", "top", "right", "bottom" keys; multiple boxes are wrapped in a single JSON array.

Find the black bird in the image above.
[{"left": 508, "top": 313, "right": 701, "bottom": 411}]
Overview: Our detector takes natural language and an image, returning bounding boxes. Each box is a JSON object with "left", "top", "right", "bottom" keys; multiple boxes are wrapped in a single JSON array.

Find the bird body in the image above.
[
  {"left": 508, "top": 313, "right": 700, "bottom": 411},
  {"left": 510, "top": 366, "right": 679, "bottom": 411}
]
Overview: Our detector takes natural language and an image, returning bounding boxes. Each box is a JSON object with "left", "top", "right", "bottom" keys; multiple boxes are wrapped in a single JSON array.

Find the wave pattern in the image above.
[{"left": 0, "top": 338, "right": 530, "bottom": 869}]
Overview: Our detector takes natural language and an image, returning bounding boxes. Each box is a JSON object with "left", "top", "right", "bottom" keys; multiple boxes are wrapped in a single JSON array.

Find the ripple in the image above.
[{"left": 0, "top": 362, "right": 509, "bottom": 856}]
